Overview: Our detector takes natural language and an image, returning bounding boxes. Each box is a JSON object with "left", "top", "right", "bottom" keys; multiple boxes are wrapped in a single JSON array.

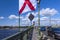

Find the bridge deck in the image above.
[{"left": 32, "top": 27, "right": 40, "bottom": 40}]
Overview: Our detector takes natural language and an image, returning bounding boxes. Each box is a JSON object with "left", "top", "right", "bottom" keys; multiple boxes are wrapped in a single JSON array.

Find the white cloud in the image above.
[
  {"left": 32, "top": 17, "right": 49, "bottom": 26},
  {"left": 20, "top": 16, "right": 23, "bottom": 19},
  {"left": 23, "top": 8, "right": 58, "bottom": 17},
  {"left": 20, "top": 14, "right": 60, "bottom": 26},
  {"left": 51, "top": 18, "right": 60, "bottom": 20},
  {"left": 33, "top": 17, "right": 38, "bottom": 21},
  {"left": 19, "top": 0, "right": 37, "bottom": 13},
  {"left": 20, "top": 17, "right": 30, "bottom": 26},
  {"left": 8, "top": 15, "right": 19, "bottom": 19},
  {"left": 40, "top": 8, "right": 58, "bottom": 16},
  {"left": 20, "top": 13, "right": 31, "bottom": 26},
  {"left": 0, "top": 16, "right": 4, "bottom": 19},
  {"left": 32, "top": 12, "right": 38, "bottom": 16},
  {"left": 26, "top": 13, "right": 30, "bottom": 17},
  {"left": 40, "top": 17, "right": 48, "bottom": 20},
  {"left": 20, "top": 8, "right": 59, "bottom": 26}
]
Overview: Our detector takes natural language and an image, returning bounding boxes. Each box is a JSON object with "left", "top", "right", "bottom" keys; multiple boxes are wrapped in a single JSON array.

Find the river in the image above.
[{"left": 0, "top": 28, "right": 27, "bottom": 40}]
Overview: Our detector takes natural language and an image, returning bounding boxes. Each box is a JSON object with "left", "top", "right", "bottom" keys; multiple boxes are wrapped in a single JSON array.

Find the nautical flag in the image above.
[{"left": 19, "top": 0, "right": 37, "bottom": 14}]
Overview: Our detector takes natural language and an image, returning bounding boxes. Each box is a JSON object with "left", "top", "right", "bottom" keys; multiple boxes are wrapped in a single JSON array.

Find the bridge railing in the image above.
[{"left": 2, "top": 27, "right": 34, "bottom": 40}]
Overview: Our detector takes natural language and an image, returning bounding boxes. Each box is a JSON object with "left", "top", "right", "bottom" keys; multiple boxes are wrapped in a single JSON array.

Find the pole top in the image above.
[{"left": 36, "top": 0, "right": 40, "bottom": 4}]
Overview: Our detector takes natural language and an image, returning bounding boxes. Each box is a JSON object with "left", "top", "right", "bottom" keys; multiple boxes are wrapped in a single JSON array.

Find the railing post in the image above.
[
  {"left": 2, "top": 27, "right": 34, "bottom": 40},
  {"left": 23, "top": 34, "right": 27, "bottom": 40},
  {"left": 29, "top": 27, "right": 33, "bottom": 40},
  {"left": 27, "top": 30, "right": 29, "bottom": 40},
  {"left": 20, "top": 33, "right": 24, "bottom": 40}
]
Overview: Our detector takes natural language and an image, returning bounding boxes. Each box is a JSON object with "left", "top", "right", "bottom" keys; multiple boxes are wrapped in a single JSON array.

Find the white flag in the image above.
[{"left": 19, "top": 0, "right": 37, "bottom": 14}]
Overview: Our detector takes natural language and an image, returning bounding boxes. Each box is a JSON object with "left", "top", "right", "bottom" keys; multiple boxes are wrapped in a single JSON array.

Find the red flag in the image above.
[{"left": 19, "top": 0, "right": 35, "bottom": 14}]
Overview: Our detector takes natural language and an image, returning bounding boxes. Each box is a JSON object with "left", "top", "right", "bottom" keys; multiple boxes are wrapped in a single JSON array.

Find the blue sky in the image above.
[
  {"left": 0, "top": 0, "right": 60, "bottom": 26},
  {"left": 0, "top": 0, "right": 19, "bottom": 26}
]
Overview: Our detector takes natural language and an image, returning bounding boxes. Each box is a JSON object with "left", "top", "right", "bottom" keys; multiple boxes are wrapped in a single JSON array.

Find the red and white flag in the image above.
[{"left": 19, "top": 0, "right": 37, "bottom": 14}]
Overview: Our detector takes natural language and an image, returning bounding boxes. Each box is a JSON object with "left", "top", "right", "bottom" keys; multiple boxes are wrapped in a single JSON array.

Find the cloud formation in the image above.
[
  {"left": 8, "top": 15, "right": 19, "bottom": 19},
  {"left": 40, "top": 17, "right": 48, "bottom": 20},
  {"left": 40, "top": 8, "right": 58, "bottom": 16},
  {"left": 19, "top": 8, "right": 59, "bottom": 26},
  {"left": 0, "top": 16, "right": 4, "bottom": 19}
]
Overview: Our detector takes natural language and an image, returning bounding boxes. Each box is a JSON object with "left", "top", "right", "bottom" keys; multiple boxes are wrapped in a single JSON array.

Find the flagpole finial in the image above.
[{"left": 36, "top": 0, "right": 40, "bottom": 4}]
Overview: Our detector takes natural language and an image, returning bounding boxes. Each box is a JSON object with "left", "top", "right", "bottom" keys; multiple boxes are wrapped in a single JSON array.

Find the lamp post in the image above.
[
  {"left": 19, "top": 13, "right": 20, "bottom": 32},
  {"left": 37, "top": 0, "right": 41, "bottom": 37}
]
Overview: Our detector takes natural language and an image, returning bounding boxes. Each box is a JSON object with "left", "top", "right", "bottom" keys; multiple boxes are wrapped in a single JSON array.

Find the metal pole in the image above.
[
  {"left": 19, "top": 13, "right": 20, "bottom": 32},
  {"left": 49, "top": 15, "right": 51, "bottom": 27},
  {"left": 29, "top": 20, "right": 32, "bottom": 28},
  {"left": 37, "top": 0, "right": 41, "bottom": 37}
]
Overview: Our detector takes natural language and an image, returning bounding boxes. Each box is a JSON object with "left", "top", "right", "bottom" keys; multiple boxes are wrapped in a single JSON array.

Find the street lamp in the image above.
[{"left": 36, "top": 0, "right": 41, "bottom": 38}]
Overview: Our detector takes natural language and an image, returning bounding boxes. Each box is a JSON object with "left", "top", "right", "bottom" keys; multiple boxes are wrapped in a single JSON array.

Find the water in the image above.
[
  {"left": 0, "top": 28, "right": 27, "bottom": 40},
  {"left": 52, "top": 28, "right": 60, "bottom": 34}
]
